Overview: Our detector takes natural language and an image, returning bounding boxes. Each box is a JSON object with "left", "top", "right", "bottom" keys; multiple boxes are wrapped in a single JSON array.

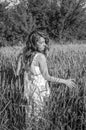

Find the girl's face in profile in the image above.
[{"left": 37, "top": 37, "right": 49, "bottom": 53}]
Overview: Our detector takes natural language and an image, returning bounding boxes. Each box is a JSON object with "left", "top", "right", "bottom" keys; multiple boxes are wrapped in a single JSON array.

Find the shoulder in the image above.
[
  {"left": 36, "top": 53, "right": 46, "bottom": 61},
  {"left": 34, "top": 53, "right": 47, "bottom": 66}
]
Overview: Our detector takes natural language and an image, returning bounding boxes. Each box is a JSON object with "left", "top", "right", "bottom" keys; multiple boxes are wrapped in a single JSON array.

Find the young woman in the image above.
[{"left": 16, "top": 30, "right": 76, "bottom": 120}]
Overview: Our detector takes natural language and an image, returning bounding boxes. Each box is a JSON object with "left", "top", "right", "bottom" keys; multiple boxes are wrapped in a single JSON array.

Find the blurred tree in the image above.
[
  {"left": 46, "top": 0, "right": 60, "bottom": 39},
  {"left": 59, "top": 0, "right": 86, "bottom": 43},
  {"left": 5, "top": 0, "right": 50, "bottom": 45},
  {"left": 0, "top": 2, "right": 9, "bottom": 46},
  {"left": 1, "top": 0, "right": 86, "bottom": 46}
]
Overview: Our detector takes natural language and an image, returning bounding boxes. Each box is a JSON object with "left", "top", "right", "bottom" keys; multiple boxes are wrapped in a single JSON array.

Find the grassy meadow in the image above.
[{"left": 0, "top": 44, "right": 86, "bottom": 130}]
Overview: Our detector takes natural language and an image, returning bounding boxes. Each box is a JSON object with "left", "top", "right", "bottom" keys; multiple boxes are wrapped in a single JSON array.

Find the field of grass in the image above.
[{"left": 0, "top": 44, "right": 86, "bottom": 130}]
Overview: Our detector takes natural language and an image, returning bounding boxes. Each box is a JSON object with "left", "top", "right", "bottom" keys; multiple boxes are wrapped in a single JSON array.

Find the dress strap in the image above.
[
  {"left": 31, "top": 52, "right": 40, "bottom": 64},
  {"left": 24, "top": 52, "right": 39, "bottom": 72}
]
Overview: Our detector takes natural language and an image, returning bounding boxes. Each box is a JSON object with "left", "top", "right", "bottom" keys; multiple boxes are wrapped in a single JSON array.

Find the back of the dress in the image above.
[
  {"left": 24, "top": 53, "right": 50, "bottom": 100},
  {"left": 24, "top": 53, "right": 50, "bottom": 118}
]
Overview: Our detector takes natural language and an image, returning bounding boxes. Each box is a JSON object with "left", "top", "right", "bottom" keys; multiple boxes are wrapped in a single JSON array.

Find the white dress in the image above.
[{"left": 24, "top": 53, "right": 50, "bottom": 119}]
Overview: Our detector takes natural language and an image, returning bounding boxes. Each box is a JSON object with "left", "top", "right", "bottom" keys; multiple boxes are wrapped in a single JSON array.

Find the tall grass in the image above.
[
  {"left": 0, "top": 46, "right": 25, "bottom": 130},
  {"left": 0, "top": 44, "right": 86, "bottom": 130},
  {"left": 47, "top": 45, "right": 86, "bottom": 130}
]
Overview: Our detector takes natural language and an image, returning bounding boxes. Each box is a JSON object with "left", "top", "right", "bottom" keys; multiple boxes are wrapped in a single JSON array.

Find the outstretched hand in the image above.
[{"left": 64, "top": 79, "right": 76, "bottom": 88}]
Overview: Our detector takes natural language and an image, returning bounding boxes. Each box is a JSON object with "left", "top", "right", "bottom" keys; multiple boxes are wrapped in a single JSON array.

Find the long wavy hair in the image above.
[
  {"left": 17, "top": 30, "right": 49, "bottom": 74},
  {"left": 22, "top": 30, "right": 49, "bottom": 65}
]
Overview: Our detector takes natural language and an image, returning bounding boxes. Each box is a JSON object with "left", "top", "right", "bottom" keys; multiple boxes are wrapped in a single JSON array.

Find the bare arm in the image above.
[
  {"left": 38, "top": 53, "right": 76, "bottom": 88},
  {"left": 38, "top": 54, "right": 65, "bottom": 84}
]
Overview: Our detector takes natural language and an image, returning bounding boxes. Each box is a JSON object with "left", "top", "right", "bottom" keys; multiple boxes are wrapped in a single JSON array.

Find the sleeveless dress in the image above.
[{"left": 24, "top": 53, "right": 50, "bottom": 119}]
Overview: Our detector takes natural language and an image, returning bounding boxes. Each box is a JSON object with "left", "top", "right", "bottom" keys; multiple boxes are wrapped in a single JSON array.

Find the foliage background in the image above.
[{"left": 0, "top": 0, "right": 86, "bottom": 46}]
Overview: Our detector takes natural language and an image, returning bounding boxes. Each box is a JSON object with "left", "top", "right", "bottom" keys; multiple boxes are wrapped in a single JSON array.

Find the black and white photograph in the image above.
[{"left": 0, "top": 0, "right": 86, "bottom": 130}]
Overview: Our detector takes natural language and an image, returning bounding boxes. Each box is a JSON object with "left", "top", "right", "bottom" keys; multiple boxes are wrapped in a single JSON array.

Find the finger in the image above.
[
  {"left": 72, "top": 82, "right": 76, "bottom": 86},
  {"left": 71, "top": 81, "right": 77, "bottom": 86},
  {"left": 72, "top": 83, "right": 78, "bottom": 89},
  {"left": 72, "top": 83, "right": 76, "bottom": 88},
  {"left": 71, "top": 79, "right": 76, "bottom": 83},
  {"left": 73, "top": 82, "right": 77, "bottom": 87},
  {"left": 70, "top": 83, "right": 75, "bottom": 88}
]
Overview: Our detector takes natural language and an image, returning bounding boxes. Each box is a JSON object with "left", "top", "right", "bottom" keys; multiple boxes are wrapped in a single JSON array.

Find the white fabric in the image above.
[{"left": 24, "top": 53, "right": 50, "bottom": 118}]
